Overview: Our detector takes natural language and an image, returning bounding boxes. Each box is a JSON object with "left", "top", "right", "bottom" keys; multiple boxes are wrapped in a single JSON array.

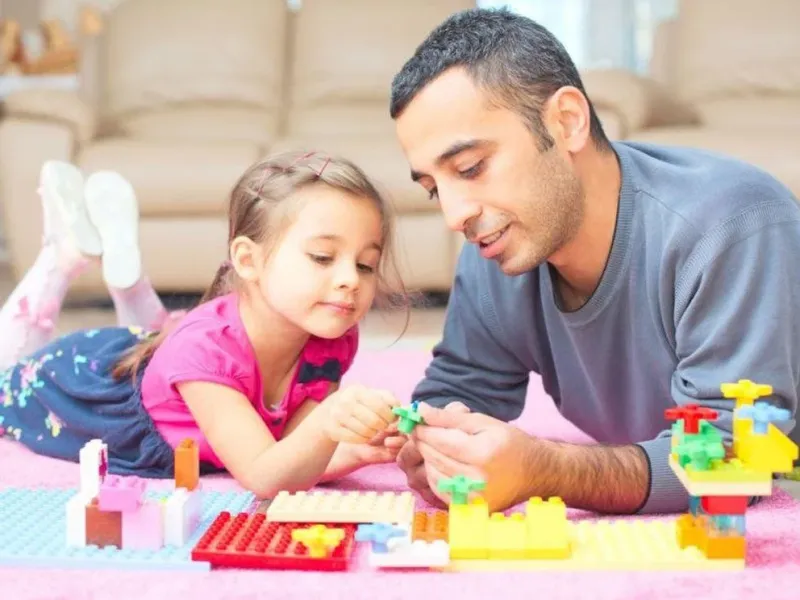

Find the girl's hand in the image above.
[{"left": 325, "top": 384, "right": 400, "bottom": 444}]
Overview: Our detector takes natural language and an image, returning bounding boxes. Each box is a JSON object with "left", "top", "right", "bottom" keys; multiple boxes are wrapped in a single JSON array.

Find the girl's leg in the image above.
[
  {"left": 0, "top": 161, "right": 101, "bottom": 370},
  {"left": 83, "top": 171, "right": 170, "bottom": 330}
]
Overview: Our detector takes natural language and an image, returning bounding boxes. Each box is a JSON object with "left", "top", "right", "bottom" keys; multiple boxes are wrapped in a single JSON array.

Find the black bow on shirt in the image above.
[{"left": 297, "top": 358, "right": 342, "bottom": 384}]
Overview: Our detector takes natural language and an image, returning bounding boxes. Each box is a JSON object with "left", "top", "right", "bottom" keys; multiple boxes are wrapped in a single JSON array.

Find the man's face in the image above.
[{"left": 395, "top": 68, "right": 585, "bottom": 276}]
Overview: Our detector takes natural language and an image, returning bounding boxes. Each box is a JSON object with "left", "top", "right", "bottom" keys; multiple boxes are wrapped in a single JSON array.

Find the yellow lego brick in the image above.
[
  {"left": 525, "top": 497, "right": 571, "bottom": 558},
  {"left": 721, "top": 379, "right": 772, "bottom": 410},
  {"left": 669, "top": 455, "right": 773, "bottom": 497},
  {"left": 487, "top": 512, "right": 527, "bottom": 559},
  {"left": 448, "top": 499, "right": 489, "bottom": 559},
  {"left": 438, "top": 519, "right": 744, "bottom": 571},
  {"left": 735, "top": 420, "right": 799, "bottom": 474},
  {"left": 266, "top": 490, "right": 414, "bottom": 525}
]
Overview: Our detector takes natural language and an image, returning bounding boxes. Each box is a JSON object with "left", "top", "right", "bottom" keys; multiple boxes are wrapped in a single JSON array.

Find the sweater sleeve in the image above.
[
  {"left": 411, "top": 245, "right": 530, "bottom": 421},
  {"left": 636, "top": 202, "right": 800, "bottom": 514}
]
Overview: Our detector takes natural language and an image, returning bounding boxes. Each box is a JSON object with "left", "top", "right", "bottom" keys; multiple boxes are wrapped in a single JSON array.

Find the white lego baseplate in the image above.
[
  {"left": 267, "top": 490, "right": 415, "bottom": 525},
  {"left": 368, "top": 539, "right": 451, "bottom": 569}
]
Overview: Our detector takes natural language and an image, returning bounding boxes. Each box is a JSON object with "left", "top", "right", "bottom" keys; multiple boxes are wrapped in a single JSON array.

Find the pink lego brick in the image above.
[
  {"left": 122, "top": 500, "right": 164, "bottom": 551},
  {"left": 98, "top": 475, "right": 146, "bottom": 513}
]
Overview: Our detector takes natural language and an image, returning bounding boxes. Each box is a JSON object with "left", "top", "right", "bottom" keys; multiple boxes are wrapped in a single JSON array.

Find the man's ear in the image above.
[
  {"left": 229, "top": 236, "right": 263, "bottom": 282},
  {"left": 542, "top": 86, "right": 591, "bottom": 154}
]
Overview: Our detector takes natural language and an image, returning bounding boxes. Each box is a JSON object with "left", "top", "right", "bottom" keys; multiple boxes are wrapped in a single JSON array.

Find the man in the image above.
[{"left": 389, "top": 8, "right": 800, "bottom": 515}]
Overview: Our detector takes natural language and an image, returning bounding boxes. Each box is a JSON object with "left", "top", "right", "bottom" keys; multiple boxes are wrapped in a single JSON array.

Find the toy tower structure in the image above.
[{"left": 667, "top": 379, "right": 798, "bottom": 560}]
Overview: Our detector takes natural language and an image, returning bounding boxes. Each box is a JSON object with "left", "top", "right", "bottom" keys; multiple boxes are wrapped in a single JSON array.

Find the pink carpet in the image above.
[{"left": 2, "top": 349, "right": 799, "bottom": 599}]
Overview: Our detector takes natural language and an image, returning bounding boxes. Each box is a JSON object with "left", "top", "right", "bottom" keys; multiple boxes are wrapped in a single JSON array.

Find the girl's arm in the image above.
[{"left": 177, "top": 381, "right": 338, "bottom": 498}]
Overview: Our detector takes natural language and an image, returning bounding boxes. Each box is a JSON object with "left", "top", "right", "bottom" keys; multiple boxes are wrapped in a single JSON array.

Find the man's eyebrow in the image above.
[
  {"left": 310, "top": 234, "right": 382, "bottom": 251},
  {"left": 410, "top": 139, "right": 489, "bottom": 182}
]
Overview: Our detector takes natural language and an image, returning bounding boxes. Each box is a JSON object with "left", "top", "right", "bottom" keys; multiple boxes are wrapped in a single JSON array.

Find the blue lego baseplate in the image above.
[{"left": 0, "top": 487, "right": 256, "bottom": 571}]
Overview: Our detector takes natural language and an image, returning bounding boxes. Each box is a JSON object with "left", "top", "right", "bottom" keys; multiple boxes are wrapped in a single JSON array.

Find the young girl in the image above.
[{"left": 0, "top": 151, "right": 408, "bottom": 497}]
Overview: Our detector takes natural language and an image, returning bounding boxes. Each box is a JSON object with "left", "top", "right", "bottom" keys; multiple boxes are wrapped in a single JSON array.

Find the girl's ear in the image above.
[{"left": 229, "top": 236, "right": 263, "bottom": 282}]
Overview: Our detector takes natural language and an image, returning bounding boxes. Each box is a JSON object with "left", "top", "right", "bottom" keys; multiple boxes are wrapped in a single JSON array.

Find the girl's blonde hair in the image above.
[{"left": 112, "top": 150, "right": 409, "bottom": 380}]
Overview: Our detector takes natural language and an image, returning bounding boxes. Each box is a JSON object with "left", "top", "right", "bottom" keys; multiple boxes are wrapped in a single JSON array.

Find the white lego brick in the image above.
[
  {"left": 79, "top": 439, "right": 108, "bottom": 498},
  {"left": 164, "top": 488, "right": 202, "bottom": 547},
  {"left": 267, "top": 490, "right": 415, "bottom": 525},
  {"left": 65, "top": 492, "right": 93, "bottom": 548},
  {"left": 368, "top": 539, "right": 450, "bottom": 569}
]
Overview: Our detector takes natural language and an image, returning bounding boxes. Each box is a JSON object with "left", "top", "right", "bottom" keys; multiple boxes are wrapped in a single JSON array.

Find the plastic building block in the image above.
[
  {"left": 669, "top": 455, "right": 773, "bottom": 496},
  {"left": 175, "top": 438, "right": 199, "bottom": 491},
  {"left": 191, "top": 512, "right": 356, "bottom": 571},
  {"left": 122, "top": 500, "right": 164, "bottom": 551},
  {"left": 98, "top": 475, "right": 146, "bottom": 512},
  {"left": 665, "top": 405, "right": 718, "bottom": 435},
  {"left": 678, "top": 457, "right": 772, "bottom": 484},
  {"left": 525, "top": 497, "right": 571, "bottom": 558},
  {"left": 291, "top": 524, "right": 346, "bottom": 557},
  {"left": 412, "top": 510, "right": 448, "bottom": 543},
  {"left": 439, "top": 520, "right": 743, "bottom": 572},
  {"left": 448, "top": 498, "right": 489, "bottom": 559},
  {"left": 733, "top": 417, "right": 798, "bottom": 473},
  {"left": 355, "top": 523, "right": 407, "bottom": 553},
  {"left": 65, "top": 491, "right": 93, "bottom": 547},
  {"left": 488, "top": 512, "right": 528, "bottom": 558},
  {"left": 392, "top": 402, "right": 424, "bottom": 434},
  {"left": 366, "top": 539, "right": 450, "bottom": 569},
  {"left": 721, "top": 379, "right": 773, "bottom": 409},
  {"left": 737, "top": 402, "right": 792, "bottom": 434},
  {"left": 85, "top": 497, "right": 122, "bottom": 548},
  {"left": 438, "top": 475, "right": 486, "bottom": 505},
  {"left": 164, "top": 487, "right": 202, "bottom": 547},
  {"left": 0, "top": 487, "right": 255, "bottom": 571},
  {"left": 79, "top": 439, "right": 108, "bottom": 497},
  {"left": 700, "top": 496, "right": 748, "bottom": 516},
  {"left": 267, "top": 490, "right": 414, "bottom": 525}
]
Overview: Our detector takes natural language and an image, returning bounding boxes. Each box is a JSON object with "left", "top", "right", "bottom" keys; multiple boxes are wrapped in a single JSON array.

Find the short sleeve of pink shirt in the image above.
[{"left": 140, "top": 293, "right": 359, "bottom": 469}]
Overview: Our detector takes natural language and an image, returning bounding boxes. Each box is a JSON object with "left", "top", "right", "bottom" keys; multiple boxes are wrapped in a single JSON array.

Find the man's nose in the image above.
[{"left": 439, "top": 192, "right": 482, "bottom": 233}]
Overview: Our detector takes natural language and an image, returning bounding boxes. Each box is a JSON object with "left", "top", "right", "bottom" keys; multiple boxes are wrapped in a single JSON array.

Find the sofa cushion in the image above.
[
  {"left": 117, "top": 106, "right": 278, "bottom": 147},
  {"left": 696, "top": 97, "right": 800, "bottom": 131},
  {"left": 626, "top": 127, "right": 800, "bottom": 198},
  {"left": 673, "top": 0, "right": 800, "bottom": 101},
  {"left": 268, "top": 135, "right": 432, "bottom": 213},
  {"left": 77, "top": 138, "right": 261, "bottom": 217},
  {"left": 101, "top": 0, "right": 288, "bottom": 122}
]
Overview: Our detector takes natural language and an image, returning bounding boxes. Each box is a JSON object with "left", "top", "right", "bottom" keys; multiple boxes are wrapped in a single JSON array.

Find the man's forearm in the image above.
[{"left": 523, "top": 438, "right": 650, "bottom": 514}]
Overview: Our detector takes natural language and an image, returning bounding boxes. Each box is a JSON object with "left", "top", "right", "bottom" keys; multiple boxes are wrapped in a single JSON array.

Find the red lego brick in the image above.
[
  {"left": 700, "top": 495, "right": 749, "bottom": 515},
  {"left": 85, "top": 498, "right": 122, "bottom": 548},
  {"left": 191, "top": 512, "right": 356, "bottom": 571}
]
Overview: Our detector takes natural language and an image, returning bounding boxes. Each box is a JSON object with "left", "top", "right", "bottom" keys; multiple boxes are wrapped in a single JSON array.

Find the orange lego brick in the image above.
[
  {"left": 85, "top": 498, "right": 122, "bottom": 548},
  {"left": 412, "top": 511, "right": 448, "bottom": 542},
  {"left": 175, "top": 439, "right": 199, "bottom": 491}
]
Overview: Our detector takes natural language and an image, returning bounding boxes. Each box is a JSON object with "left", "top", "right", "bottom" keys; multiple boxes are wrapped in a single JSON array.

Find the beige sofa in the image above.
[
  {"left": 0, "top": 0, "right": 474, "bottom": 297},
  {"left": 583, "top": 0, "right": 800, "bottom": 197}
]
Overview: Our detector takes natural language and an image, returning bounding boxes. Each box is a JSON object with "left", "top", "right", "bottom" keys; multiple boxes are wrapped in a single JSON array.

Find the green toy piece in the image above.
[
  {"left": 393, "top": 401, "right": 424, "bottom": 434},
  {"left": 438, "top": 475, "right": 486, "bottom": 505}
]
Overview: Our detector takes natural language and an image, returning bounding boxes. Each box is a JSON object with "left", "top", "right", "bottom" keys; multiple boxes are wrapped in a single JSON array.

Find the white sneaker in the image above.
[
  {"left": 39, "top": 160, "right": 103, "bottom": 257},
  {"left": 84, "top": 171, "right": 142, "bottom": 290}
]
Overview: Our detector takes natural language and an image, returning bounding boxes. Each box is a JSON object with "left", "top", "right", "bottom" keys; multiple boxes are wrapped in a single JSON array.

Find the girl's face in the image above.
[{"left": 255, "top": 184, "right": 384, "bottom": 339}]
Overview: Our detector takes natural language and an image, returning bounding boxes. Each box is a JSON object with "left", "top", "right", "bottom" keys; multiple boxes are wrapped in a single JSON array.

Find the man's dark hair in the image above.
[{"left": 390, "top": 8, "right": 610, "bottom": 152}]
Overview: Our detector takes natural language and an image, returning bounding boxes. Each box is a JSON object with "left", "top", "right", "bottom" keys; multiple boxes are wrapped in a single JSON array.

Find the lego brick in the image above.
[
  {"left": 669, "top": 456, "right": 773, "bottom": 496},
  {"left": 164, "top": 488, "right": 202, "bottom": 547},
  {"left": 175, "top": 438, "right": 199, "bottom": 491},
  {"left": 448, "top": 499, "right": 489, "bottom": 559},
  {"left": 488, "top": 513, "right": 528, "bottom": 559},
  {"left": 79, "top": 439, "right": 108, "bottom": 498},
  {"left": 412, "top": 510, "right": 448, "bottom": 542},
  {"left": 98, "top": 475, "right": 146, "bottom": 513},
  {"left": 700, "top": 495, "right": 749, "bottom": 515},
  {"left": 267, "top": 490, "right": 414, "bottom": 525},
  {"left": 85, "top": 498, "right": 122, "bottom": 548},
  {"left": 439, "top": 520, "right": 744, "bottom": 571},
  {"left": 191, "top": 512, "right": 356, "bottom": 570},
  {"left": 679, "top": 457, "right": 772, "bottom": 484},
  {"left": 525, "top": 497, "right": 571, "bottom": 558},
  {"left": 0, "top": 487, "right": 255, "bottom": 570},
  {"left": 734, "top": 419, "right": 798, "bottom": 473},
  {"left": 122, "top": 500, "right": 164, "bottom": 551},
  {"left": 65, "top": 491, "right": 93, "bottom": 548},
  {"left": 367, "top": 539, "right": 450, "bottom": 568}
]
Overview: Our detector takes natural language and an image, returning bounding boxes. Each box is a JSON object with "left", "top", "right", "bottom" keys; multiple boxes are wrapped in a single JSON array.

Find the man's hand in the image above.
[
  {"left": 412, "top": 403, "right": 535, "bottom": 512},
  {"left": 396, "top": 401, "right": 471, "bottom": 507}
]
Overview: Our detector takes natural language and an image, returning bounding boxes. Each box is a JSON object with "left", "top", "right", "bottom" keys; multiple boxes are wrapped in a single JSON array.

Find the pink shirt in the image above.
[{"left": 140, "top": 293, "right": 358, "bottom": 468}]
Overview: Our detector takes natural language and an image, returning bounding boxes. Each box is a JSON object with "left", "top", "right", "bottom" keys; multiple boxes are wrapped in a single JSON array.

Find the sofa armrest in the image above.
[
  {"left": 580, "top": 68, "right": 699, "bottom": 136},
  {"left": 0, "top": 118, "right": 78, "bottom": 277},
  {"left": 2, "top": 89, "right": 96, "bottom": 144}
]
